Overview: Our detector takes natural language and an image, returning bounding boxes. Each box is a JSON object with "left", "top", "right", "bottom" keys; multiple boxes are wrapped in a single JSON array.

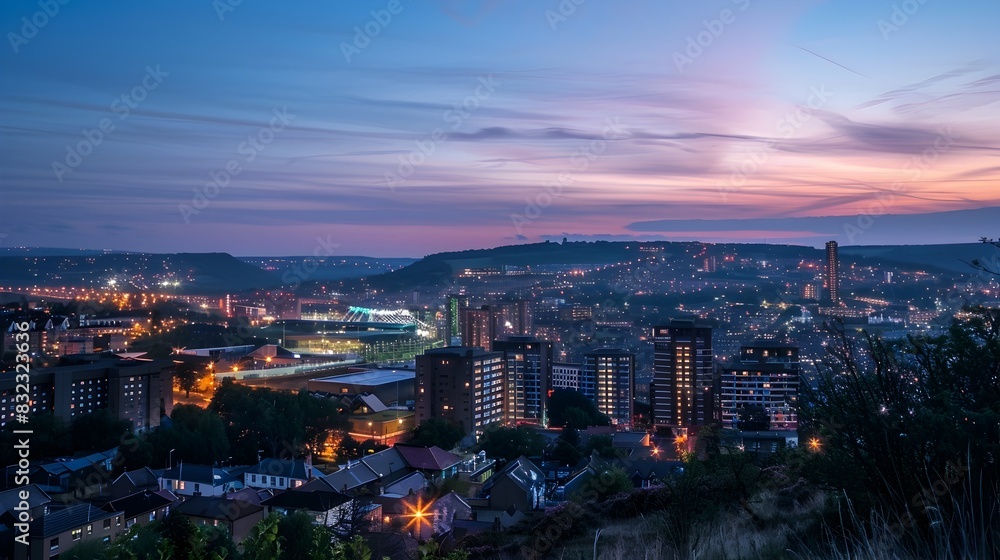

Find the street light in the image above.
[{"left": 169, "top": 449, "right": 176, "bottom": 469}]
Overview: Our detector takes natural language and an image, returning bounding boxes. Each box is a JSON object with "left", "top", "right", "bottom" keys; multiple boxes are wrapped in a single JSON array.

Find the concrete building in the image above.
[
  {"left": 492, "top": 336, "right": 552, "bottom": 425},
  {"left": 415, "top": 347, "right": 505, "bottom": 437},
  {"left": 651, "top": 320, "right": 714, "bottom": 431},
  {"left": 825, "top": 240, "right": 840, "bottom": 305},
  {"left": 719, "top": 343, "right": 800, "bottom": 431},
  {"left": 0, "top": 355, "right": 172, "bottom": 431},
  {"left": 582, "top": 349, "right": 635, "bottom": 426},
  {"left": 307, "top": 368, "right": 415, "bottom": 406},
  {"left": 551, "top": 362, "right": 581, "bottom": 391}
]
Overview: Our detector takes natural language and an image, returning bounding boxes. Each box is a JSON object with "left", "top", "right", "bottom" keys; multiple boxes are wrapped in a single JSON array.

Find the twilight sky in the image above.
[{"left": 1, "top": 0, "right": 999, "bottom": 257}]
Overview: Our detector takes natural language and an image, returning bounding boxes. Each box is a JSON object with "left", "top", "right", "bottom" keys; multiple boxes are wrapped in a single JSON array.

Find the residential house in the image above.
[
  {"left": 18, "top": 503, "right": 123, "bottom": 560},
  {"left": 307, "top": 447, "right": 409, "bottom": 495},
  {"left": 309, "top": 462, "right": 380, "bottom": 496},
  {"left": 618, "top": 460, "right": 683, "bottom": 488},
  {"left": 260, "top": 488, "right": 352, "bottom": 527},
  {"left": 612, "top": 431, "right": 651, "bottom": 450},
  {"left": 429, "top": 492, "right": 473, "bottom": 537},
  {"left": 8, "top": 450, "right": 117, "bottom": 500},
  {"left": 479, "top": 456, "right": 545, "bottom": 513},
  {"left": 158, "top": 464, "right": 242, "bottom": 497},
  {"left": 173, "top": 496, "right": 263, "bottom": 543},
  {"left": 0, "top": 485, "right": 51, "bottom": 559},
  {"left": 109, "top": 467, "right": 160, "bottom": 500},
  {"left": 243, "top": 458, "right": 314, "bottom": 491},
  {"left": 383, "top": 472, "right": 426, "bottom": 496},
  {"left": 395, "top": 445, "right": 461, "bottom": 482},
  {"left": 738, "top": 431, "right": 799, "bottom": 454},
  {"left": 102, "top": 489, "right": 177, "bottom": 530}
]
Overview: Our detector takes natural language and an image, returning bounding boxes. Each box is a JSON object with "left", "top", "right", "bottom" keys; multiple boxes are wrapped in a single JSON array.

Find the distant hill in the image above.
[
  {"left": 0, "top": 247, "right": 110, "bottom": 257},
  {"left": 239, "top": 256, "right": 417, "bottom": 282},
  {"left": 840, "top": 243, "right": 999, "bottom": 274},
  {"left": 0, "top": 252, "right": 279, "bottom": 294},
  {"left": 359, "top": 240, "right": 824, "bottom": 291},
  {"left": 360, "top": 240, "right": 994, "bottom": 291}
]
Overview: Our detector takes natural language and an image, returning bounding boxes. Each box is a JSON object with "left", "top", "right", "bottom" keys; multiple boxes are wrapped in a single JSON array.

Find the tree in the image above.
[
  {"left": 550, "top": 438, "right": 583, "bottom": 466},
  {"left": 241, "top": 513, "right": 283, "bottom": 560},
  {"left": 547, "top": 389, "right": 610, "bottom": 428},
  {"left": 968, "top": 237, "right": 1000, "bottom": 277},
  {"left": 173, "top": 361, "right": 202, "bottom": 398},
  {"left": 478, "top": 425, "right": 546, "bottom": 463},
  {"left": 335, "top": 435, "right": 363, "bottom": 464},
  {"left": 70, "top": 409, "right": 132, "bottom": 452},
  {"left": 569, "top": 466, "right": 633, "bottom": 502},
  {"left": 560, "top": 426, "right": 580, "bottom": 447},
  {"left": 105, "top": 522, "right": 164, "bottom": 560},
  {"left": 58, "top": 539, "right": 107, "bottom": 560},
  {"left": 583, "top": 434, "right": 616, "bottom": 458},
  {"left": 149, "top": 404, "right": 230, "bottom": 466},
  {"left": 410, "top": 417, "right": 465, "bottom": 450},
  {"left": 159, "top": 512, "right": 205, "bottom": 560},
  {"left": 115, "top": 433, "right": 155, "bottom": 474},
  {"left": 278, "top": 511, "right": 335, "bottom": 560},
  {"left": 333, "top": 493, "right": 376, "bottom": 538},
  {"left": 210, "top": 380, "right": 346, "bottom": 464},
  {"left": 801, "top": 312, "right": 1000, "bottom": 546},
  {"left": 358, "top": 439, "right": 388, "bottom": 456}
]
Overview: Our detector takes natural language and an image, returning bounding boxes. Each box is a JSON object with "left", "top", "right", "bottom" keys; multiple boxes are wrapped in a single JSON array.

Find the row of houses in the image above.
[{"left": 0, "top": 429, "right": 699, "bottom": 559}]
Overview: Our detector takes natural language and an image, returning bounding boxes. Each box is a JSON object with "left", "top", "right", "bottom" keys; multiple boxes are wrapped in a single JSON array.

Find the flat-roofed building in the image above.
[
  {"left": 415, "top": 347, "right": 505, "bottom": 437},
  {"left": 307, "top": 368, "right": 415, "bottom": 406},
  {"left": 719, "top": 343, "right": 799, "bottom": 431},
  {"left": 0, "top": 355, "right": 172, "bottom": 431}
]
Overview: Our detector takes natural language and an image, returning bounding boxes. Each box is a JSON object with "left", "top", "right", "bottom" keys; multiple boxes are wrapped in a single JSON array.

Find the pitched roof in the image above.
[
  {"left": 226, "top": 488, "right": 270, "bottom": 505},
  {"left": 173, "top": 496, "right": 262, "bottom": 520},
  {"left": 482, "top": 457, "right": 544, "bottom": 495},
  {"left": 0, "top": 485, "right": 50, "bottom": 514},
  {"left": 384, "top": 471, "right": 426, "bottom": 496},
  {"left": 30, "top": 503, "right": 120, "bottom": 538},
  {"left": 116, "top": 467, "right": 159, "bottom": 489},
  {"left": 621, "top": 460, "right": 683, "bottom": 480},
  {"left": 160, "top": 464, "right": 240, "bottom": 486},
  {"left": 104, "top": 490, "right": 177, "bottom": 518},
  {"left": 360, "top": 447, "right": 407, "bottom": 478},
  {"left": 358, "top": 393, "right": 388, "bottom": 412},
  {"left": 247, "top": 458, "right": 312, "bottom": 480},
  {"left": 321, "top": 462, "right": 379, "bottom": 492},
  {"left": 261, "top": 488, "right": 351, "bottom": 511},
  {"left": 395, "top": 445, "right": 461, "bottom": 472},
  {"left": 612, "top": 432, "right": 649, "bottom": 447}
]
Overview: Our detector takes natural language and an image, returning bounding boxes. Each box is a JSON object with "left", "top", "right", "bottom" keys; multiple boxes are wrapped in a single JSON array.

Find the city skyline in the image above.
[{"left": 3, "top": 1, "right": 1000, "bottom": 257}]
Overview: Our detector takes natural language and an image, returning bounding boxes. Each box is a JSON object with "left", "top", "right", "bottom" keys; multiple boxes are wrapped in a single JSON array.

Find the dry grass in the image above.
[{"left": 540, "top": 487, "right": 829, "bottom": 560}]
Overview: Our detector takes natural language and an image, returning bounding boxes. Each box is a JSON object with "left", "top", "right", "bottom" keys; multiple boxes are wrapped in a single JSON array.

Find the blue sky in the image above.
[{"left": 1, "top": 0, "right": 998, "bottom": 256}]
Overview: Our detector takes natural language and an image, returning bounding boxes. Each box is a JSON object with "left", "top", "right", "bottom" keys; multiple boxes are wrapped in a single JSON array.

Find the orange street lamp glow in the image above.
[
  {"left": 405, "top": 496, "right": 432, "bottom": 533},
  {"left": 808, "top": 437, "right": 821, "bottom": 452}
]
